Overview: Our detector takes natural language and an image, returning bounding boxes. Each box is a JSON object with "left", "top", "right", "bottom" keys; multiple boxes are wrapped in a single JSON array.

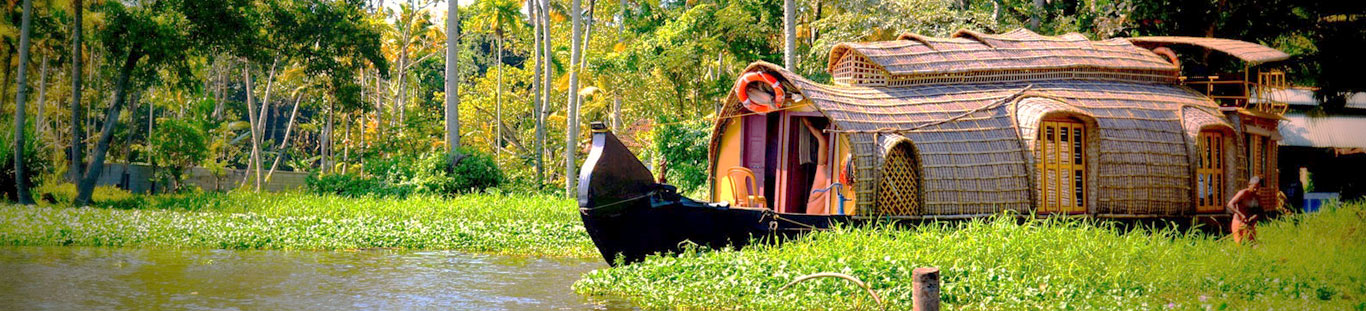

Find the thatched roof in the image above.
[
  {"left": 827, "top": 29, "right": 1179, "bottom": 87},
  {"left": 1126, "top": 36, "right": 1291, "bottom": 65}
]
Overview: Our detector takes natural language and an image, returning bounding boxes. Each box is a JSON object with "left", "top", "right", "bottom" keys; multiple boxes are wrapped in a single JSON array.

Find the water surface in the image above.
[{"left": 0, "top": 247, "right": 635, "bottom": 310}]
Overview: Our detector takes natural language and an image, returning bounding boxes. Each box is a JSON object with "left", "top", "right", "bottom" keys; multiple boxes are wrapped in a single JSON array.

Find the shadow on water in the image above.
[{"left": 0, "top": 247, "right": 639, "bottom": 310}]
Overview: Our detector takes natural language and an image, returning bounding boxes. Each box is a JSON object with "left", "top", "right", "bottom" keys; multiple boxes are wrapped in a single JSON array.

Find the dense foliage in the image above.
[
  {"left": 576, "top": 203, "right": 1366, "bottom": 310},
  {"left": 653, "top": 118, "right": 711, "bottom": 194},
  {"left": 2, "top": 0, "right": 1357, "bottom": 200},
  {"left": 148, "top": 119, "right": 209, "bottom": 191},
  {"left": 32, "top": 182, "right": 140, "bottom": 209},
  {"left": 0, "top": 120, "right": 46, "bottom": 202},
  {"left": 0, "top": 192, "right": 593, "bottom": 257},
  {"left": 306, "top": 149, "right": 503, "bottom": 197}
]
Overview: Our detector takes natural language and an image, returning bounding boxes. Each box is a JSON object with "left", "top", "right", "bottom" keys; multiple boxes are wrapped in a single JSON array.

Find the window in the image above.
[
  {"left": 1246, "top": 134, "right": 1268, "bottom": 179},
  {"left": 1196, "top": 131, "right": 1226, "bottom": 213},
  {"left": 1037, "top": 119, "right": 1086, "bottom": 214},
  {"left": 875, "top": 143, "right": 921, "bottom": 216}
]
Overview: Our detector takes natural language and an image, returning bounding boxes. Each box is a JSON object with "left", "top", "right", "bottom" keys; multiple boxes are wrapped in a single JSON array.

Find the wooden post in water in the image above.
[{"left": 912, "top": 267, "right": 940, "bottom": 311}]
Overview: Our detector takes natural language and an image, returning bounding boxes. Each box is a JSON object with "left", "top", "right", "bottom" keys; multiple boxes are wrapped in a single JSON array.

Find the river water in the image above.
[{"left": 0, "top": 247, "right": 636, "bottom": 310}]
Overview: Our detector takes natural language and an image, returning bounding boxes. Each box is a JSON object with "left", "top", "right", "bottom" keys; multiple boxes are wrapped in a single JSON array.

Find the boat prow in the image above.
[{"left": 577, "top": 122, "right": 849, "bottom": 266}]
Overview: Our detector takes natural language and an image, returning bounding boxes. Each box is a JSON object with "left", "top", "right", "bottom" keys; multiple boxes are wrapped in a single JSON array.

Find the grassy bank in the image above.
[
  {"left": 0, "top": 192, "right": 597, "bottom": 257},
  {"left": 575, "top": 203, "right": 1366, "bottom": 310}
]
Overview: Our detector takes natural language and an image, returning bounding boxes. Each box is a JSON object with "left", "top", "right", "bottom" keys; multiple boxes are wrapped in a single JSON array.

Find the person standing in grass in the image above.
[{"left": 1227, "top": 176, "right": 1263, "bottom": 244}]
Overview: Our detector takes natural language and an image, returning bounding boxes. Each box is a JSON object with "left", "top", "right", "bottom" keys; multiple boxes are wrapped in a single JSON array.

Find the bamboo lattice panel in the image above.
[{"left": 873, "top": 144, "right": 921, "bottom": 216}]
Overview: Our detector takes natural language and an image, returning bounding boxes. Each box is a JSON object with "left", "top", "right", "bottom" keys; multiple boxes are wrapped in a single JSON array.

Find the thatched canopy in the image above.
[
  {"left": 712, "top": 29, "right": 1243, "bottom": 217},
  {"left": 1126, "top": 36, "right": 1291, "bottom": 65},
  {"left": 827, "top": 29, "right": 1180, "bottom": 87}
]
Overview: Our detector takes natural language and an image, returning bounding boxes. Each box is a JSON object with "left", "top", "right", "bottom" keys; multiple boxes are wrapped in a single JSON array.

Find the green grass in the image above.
[
  {"left": 575, "top": 203, "right": 1366, "bottom": 310},
  {"left": 0, "top": 192, "right": 597, "bottom": 257}
]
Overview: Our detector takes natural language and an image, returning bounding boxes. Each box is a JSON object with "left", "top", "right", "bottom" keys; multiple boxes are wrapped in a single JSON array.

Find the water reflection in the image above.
[{"left": 0, "top": 247, "right": 636, "bottom": 310}]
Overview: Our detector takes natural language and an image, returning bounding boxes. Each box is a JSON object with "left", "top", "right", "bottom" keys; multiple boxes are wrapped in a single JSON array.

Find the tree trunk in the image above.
[
  {"left": 35, "top": 53, "right": 48, "bottom": 136},
  {"left": 445, "top": 0, "right": 462, "bottom": 167},
  {"left": 123, "top": 92, "right": 140, "bottom": 164},
  {"left": 11, "top": 0, "right": 36, "bottom": 204},
  {"left": 343, "top": 112, "right": 351, "bottom": 173},
  {"left": 1030, "top": 0, "right": 1044, "bottom": 30},
  {"left": 267, "top": 93, "right": 303, "bottom": 181},
  {"left": 783, "top": 0, "right": 795, "bottom": 71},
  {"left": 566, "top": 0, "right": 584, "bottom": 195},
  {"left": 376, "top": 69, "right": 385, "bottom": 146},
  {"left": 75, "top": 48, "right": 141, "bottom": 207},
  {"left": 241, "top": 64, "right": 260, "bottom": 190},
  {"left": 582, "top": 0, "right": 596, "bottom": 62},
  {"left": 495, "top": 32, "right": 503, "bottom": 159},
  {"left": 612, "top": 0, "right": 625, "bottom": 133},
  {"left": 255, "top": 60, "right": 278, "bottom": 190},
  {"left": 531, "top": 0, "right": 544, "bottom": 184},
  {"left": 69, "top": 0, "right": 83, "bottom": 184},
  {"left": 539, "top": 0, "right": 553, "bottom": 185},
  {"left": 323, "top": 101, "right": 334, "bottom": 173}
]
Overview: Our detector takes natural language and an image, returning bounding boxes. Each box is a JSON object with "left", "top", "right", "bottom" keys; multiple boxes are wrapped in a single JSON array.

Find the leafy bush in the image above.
[
  {"left": 1, "top": 119, "right": 48, "bottom": 202},
  {"left": 653, "top": 118, "right": 710, "bottom": 194},
  {"left": 33, "top": 182, "right": 141, "bottom": 209},
  {"left": 305, "top": 172, "right": 412, "bottom": 198},
  {"left": 443, "top": 149, "right": 503, "bottom": 193},
  {"left": 305, "top": 149, "right": 502, "bottom": 197},
  {"left": 149, "top": 119, "right": 209, "bottom": 192}
]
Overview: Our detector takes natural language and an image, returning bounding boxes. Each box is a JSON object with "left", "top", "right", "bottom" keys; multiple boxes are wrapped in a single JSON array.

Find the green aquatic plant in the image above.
[
  {"left": 0, "top": 192, "right": 595, "bottom": 257},
  {"left": 575, "top": 203, "right": 1366, "bottom": 310}
]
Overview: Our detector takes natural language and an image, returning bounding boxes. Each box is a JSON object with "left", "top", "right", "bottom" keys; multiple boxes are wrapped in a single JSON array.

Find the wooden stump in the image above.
[{"left": 912, "top": 267, "right": 940, "bottom": 311}]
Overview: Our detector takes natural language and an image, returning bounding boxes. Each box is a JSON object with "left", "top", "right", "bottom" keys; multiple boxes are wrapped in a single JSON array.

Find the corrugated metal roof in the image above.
[
  {"left": 1280, "top": 113, "right": 1366, "bottom": 149},
  {"left": 1255, "top": 87, "right": 1366, "bottom": 110}
]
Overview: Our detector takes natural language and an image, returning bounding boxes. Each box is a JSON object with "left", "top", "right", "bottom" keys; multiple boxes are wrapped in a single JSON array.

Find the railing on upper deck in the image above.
[{"left": 1179, "top": 69, "right": 1290, "bottom": 116}]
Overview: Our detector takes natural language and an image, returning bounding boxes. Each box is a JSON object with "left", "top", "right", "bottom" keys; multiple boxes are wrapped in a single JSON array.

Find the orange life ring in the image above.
[{"left": 734, "top": 72, "right": 785, "bottom": 114}]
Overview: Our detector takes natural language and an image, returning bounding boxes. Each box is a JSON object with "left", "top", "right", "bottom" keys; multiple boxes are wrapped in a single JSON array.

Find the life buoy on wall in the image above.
[
  {"left": 1152, "top": 46, "right": 1181, "bottom": 71},
  {"left": 734, "top": 71, "right": 786, "bottom": 114}
]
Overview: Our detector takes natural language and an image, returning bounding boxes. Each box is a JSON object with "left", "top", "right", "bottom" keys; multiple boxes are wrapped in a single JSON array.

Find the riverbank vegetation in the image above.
[
  {"left": 575, "top": 202, "right": 1366, "bottom": 310},
  {"left": 0, "top": 192, "right": 596, "bottom": 257}
]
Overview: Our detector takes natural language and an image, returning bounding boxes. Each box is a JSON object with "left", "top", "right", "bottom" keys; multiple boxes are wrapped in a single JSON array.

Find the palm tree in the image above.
[
  {"left": 11, "top": 0, "right": 36, "bottom": 204},
  {"left": 445, "top": 0, "right": 462, "bottom": 167},
  {"left": 566, "top": 0, "right": 584, "bottom": 195},
  {"left": 471, "top": 0, "right": 522, "bottom": 159},
  {"left": 539, "top": 0, "right": 553, "bottom": 185},
  {"left": 783, "top": 0, "right": 795, "bottom": 71},
  {"left": 70, "top": 0, "right": 84, "bottom": 184},
  {"left": 529, "top": 0, "right": 544, "bottom": 183},
  {"left": 384, "top": 1, "right": 439, "bottom": 137}
]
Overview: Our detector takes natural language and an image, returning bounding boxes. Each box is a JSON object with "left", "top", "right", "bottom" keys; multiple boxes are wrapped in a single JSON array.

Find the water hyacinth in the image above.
[
  {"left": 575, "top": 203, "right": 1366, "bottom": 310},
  {"left": 0, "top": 192, "right": 596, "bottom": 258}
]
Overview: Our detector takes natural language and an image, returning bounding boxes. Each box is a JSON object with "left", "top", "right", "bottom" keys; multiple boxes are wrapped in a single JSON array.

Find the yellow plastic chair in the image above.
[{"left": 727, "top": 167, "right": 767, "bottom": 209}]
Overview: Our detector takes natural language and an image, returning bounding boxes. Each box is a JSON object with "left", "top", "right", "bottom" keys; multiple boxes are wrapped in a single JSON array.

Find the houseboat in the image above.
[{"left": 578, "top": 29, "right": 1292, "bottom": 265}]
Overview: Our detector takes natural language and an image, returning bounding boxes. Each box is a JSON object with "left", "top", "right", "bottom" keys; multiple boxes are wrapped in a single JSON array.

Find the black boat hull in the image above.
[{"left": 577, "top": 123, "right": 850, "bottom": 266}]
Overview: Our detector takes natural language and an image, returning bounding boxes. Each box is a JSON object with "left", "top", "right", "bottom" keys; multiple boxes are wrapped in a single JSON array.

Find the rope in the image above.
[
  {"left": 648, "top": 103, "right": 813, "bottom": 128},
  {"left": 578, "top": 191, "right": 656, "bottom": 211},
  {"left": 780, "top": 272, "right": 886, "bottom": 311},
  {"left": 827, "top": 85, "right": 1035, "bottom": 134}
]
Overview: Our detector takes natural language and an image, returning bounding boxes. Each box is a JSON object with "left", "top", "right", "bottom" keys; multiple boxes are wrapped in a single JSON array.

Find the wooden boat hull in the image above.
[{"left": 577, "top": 123, "right": 850, "bottom": 266}]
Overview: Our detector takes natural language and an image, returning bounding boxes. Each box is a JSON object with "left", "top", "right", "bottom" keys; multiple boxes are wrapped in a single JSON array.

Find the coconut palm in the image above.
[
  {"left": 11, "top": 0, "right": 36, "bottom": 204},
  {"left": 784, "top": 0, "right": 795, "bottom": 71},
  {"left": 470, "top": 0, "right": 523, "bottom": 159},
  {"left": 446, "top": 0, "right": 463, "bottom": 166}
]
